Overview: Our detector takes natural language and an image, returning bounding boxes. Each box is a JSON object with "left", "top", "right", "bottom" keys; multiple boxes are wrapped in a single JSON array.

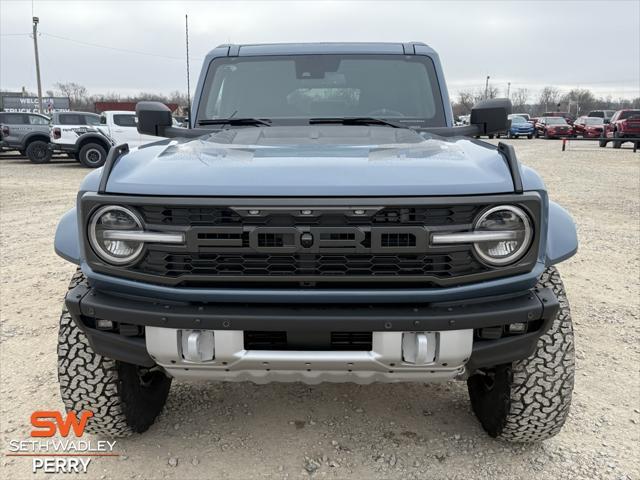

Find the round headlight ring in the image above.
[
  {"left": 89, "top": 205, "right": 144, "bottom": 265},
  {"left": 473, "top": 205, "right": 533, "bottom": 266}
]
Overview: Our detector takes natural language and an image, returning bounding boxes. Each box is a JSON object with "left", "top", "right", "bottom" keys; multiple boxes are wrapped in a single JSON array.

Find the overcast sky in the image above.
[{"left": 1, "top": 0, "right": 639, "bottom": 101}]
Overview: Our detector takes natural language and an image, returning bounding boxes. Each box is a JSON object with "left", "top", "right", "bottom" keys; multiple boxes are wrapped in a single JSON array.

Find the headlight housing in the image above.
[
  {"left": 88, "top": 205, "right": 144, "bottom": 265},
  {"left": 473, "top": 205, "right": 533, "bottom": 266}
]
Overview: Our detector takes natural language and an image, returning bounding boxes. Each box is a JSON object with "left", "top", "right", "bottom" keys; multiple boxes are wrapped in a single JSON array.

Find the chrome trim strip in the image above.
[
  {"left": 102, "top": 230, "right": 185, "bottom": 244},
  {"left": 431, "top": 231, "right": 517, "bottom": 244}
]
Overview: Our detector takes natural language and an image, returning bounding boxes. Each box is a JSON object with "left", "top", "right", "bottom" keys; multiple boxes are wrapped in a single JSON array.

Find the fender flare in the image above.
[
  {"left": 22, "top": 131, "right": 50, "bottom": 148},
  {"left": 54, "top": 208, "right": 81, "bottom": 265},
  {"left": 545, "top": 201, "right": 578, "bottom": 266},
  {"left": 76, "top": 132, "right": 113, "bottom": 150}
]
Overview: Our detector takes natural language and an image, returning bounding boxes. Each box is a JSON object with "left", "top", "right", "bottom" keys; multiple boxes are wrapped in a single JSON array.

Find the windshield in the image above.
[
  {"left": 510, "top": 116, "right": 527, "bottom": 123},
  {"left": 196, "top": 54, "right": 446, "bottom": 127},
  {"left": 585, "top": 117, "right": 603, "bottom": 125},
  {"left": 546, "top": 117, "right": 567, "bottom": 125}
]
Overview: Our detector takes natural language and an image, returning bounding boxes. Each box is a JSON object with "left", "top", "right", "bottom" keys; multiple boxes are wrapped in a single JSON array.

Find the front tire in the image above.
[
  {"left": 78, "top": 143, "right": 108, "bottom": 168},
  {"left": 612, "top": 131, "right": 622, "bottom": 149},
  {"left": 58, "top": 270, "right": 171, "bottom": 437},
  {"left": 467, "top": 266, "right": 575, "bottom": 442},
  {"left": 26, "top": 140, "right": 52, "bottom": 164}
]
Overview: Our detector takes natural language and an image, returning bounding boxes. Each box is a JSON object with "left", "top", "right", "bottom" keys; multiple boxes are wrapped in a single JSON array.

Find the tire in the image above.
[
  {"left": 467, "top": 266, "right": 575, "bottom": 442},
  {"left": 25, "top": 140, "right": 52, "bottom": 164},
  {"left": 58, "top": 269, "right": 172, "bottom": 437},
  {"left": 488, "top": 134, "right": 494, "bottom": 139},
  {"left": 612, "top": 131, "right": 622, "bottom": 149},
  {"left": 544, "top": 130, "right": 550, "bottom": 139},
  {"left": 599, "top": 139, "right": 608, "bottom": 148},
  {"left": 78, "top": 143, "right": 108, "bottom": 168},
  {"left": 527, "top": 134, "right": 533, "bottom": 139}
]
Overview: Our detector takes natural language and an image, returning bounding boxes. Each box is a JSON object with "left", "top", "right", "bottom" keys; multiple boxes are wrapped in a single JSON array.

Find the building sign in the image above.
[{"left": 0, "top": 96, "right": 70, "bottom": 114}]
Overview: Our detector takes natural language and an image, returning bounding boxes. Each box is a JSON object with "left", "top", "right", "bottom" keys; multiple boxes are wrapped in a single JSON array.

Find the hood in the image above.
[{"left": 104, "top": 126, "right": 516, "bottom": 196}]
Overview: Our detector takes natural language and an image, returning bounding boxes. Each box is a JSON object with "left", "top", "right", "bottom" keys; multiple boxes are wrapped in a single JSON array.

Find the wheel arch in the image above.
[
  {"left": 77, "top": 133, "right": 111, "bottom": 152},
  {"left": 23, "top": 132, "right": 50, "bottom": 148},
  {"left": 545, "top": 201, "right": 578, "bottom": 266},
  {"left": 54, "top": 207, "right": 81, "bottom": 265}
]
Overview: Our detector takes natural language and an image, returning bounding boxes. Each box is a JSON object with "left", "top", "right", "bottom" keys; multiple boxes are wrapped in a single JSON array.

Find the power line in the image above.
[{"left": 40, "top": 32, "right": 196, "bottom": 61}]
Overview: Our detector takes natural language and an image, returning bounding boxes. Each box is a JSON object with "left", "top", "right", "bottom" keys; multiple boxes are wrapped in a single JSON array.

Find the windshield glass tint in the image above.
[
  {"left": 510, "top": 116, "right": 527, "bottom": 123},
  {"left": 197, "top": 54, "right": 446, "bottom": 126},
  {"left": 546, "top": 118, "right": 567, "bottom": 125},
  {"left": 619, "top": 110, "right": 640, "bottom": 120},
  {"left": 113, "top": 114, "right": 137, "bottom": 127},
  {"left": 585, "top": 117, "right": 603, "bottom": 125}
]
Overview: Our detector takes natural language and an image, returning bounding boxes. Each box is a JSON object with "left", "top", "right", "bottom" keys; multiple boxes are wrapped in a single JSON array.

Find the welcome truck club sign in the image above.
[{"left": 0, "top": 96, "right": 70, "bottom": 113}]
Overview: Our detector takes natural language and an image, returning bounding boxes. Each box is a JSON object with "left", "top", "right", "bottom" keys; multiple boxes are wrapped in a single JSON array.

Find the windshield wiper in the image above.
[
  {"left": 309, "top": 117, "right": 409, "bottom": 129},
  {"left": 198, "top": 118, "right": 272, "bottom": 127}
]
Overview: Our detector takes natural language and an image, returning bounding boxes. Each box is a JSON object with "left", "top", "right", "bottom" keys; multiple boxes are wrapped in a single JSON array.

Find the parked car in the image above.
[
  {"left": 535, "top": 117, "right": 574, "bottom": 138},
  {"left": 573, "top": 116, "right": 605, "bottom": 138},
  {"left": 587, "top": 110, "right": 616, "bottom": 123},
  {"left": 512, "top": 112, "right": 530, "bottom": 122},
  {"left": 49, "top": 111, "right": 113, "bottom": 168},
  {"left": 0, "top": 111, "right": 51, "bottom": 163},
  {"left": 542, "top": 112, "right": 575, "bottom": 125},
  {"left": 98, "top": 110, "right": 164, "bottom": 148},
  {"left": 497, "top": 114, "right": 534, "bottom": 139},
  {"left": 54, "top": 41, "right": 578, "bottom": 443},
  {"left": 600, "top": 109, "right": 640, "bottom": 148}
]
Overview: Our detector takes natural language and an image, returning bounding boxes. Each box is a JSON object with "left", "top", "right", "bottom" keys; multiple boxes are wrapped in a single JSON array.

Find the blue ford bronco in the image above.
[{"left": 55, "top": 42, "right": 578, "bottom": 441}]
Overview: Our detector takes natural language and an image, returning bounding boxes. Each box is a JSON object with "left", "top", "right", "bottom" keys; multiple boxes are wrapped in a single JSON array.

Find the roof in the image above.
[{"left": 206, "top": 42, "right": 433, "bottom": 58}]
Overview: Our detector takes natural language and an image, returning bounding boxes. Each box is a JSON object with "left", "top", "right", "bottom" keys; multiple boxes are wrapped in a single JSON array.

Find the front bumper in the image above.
[{"left": 65, "top": 282, "right": 559, "bottom": 382}]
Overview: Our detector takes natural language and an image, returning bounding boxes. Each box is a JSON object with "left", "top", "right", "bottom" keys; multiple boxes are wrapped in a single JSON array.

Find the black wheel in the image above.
[
  {"left": 527, "top": 134, "right": 533, "bottom": 139},
  {"left": 58, "top": 270, "right": 172, "bottom": 436},
  {"left": 544, "top": 130, "right": 550, "bottom": 139},
  {"left": 467, "top": 266, "right": 575, "bottom": 442},
  {"left": 599, "top": 139, "right": 608, "bottom": 148},
  {"left": 25, "top": 140, "right": 52, "bottom": 164},
  {"left": 488, "top": 134, "right": 494, "bottom": 139},
  {"left": 612, "top": 131, "right": 622, "bottom": 149},
  {"left": 534, "top": 130, "right": 539, "bottom": 138},
  {"left": 79, "top": 143, "right": 107, "bottom": 168}
]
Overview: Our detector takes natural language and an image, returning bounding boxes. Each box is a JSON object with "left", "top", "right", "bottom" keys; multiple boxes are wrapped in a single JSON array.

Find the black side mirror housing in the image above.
[
  {"left": 470, "top": 98, "right": 512, "bottom": 135},
  {"left": 136, "top": 101, "right": 173, "bottom": 136}
]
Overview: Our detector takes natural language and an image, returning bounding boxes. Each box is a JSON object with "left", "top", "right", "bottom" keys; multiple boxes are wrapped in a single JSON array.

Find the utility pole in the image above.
[
  {"left": 32, "top": 16, "right": 43, "bottom": 113},
  {"left": 484, "top": 76, "right": 490, "bottom": 99},
  {"left": 506, "top": 82, "right": 511, "bottom": 99},
  {"left": 185, "top": 14, "right": 191, "bottom": 127}
]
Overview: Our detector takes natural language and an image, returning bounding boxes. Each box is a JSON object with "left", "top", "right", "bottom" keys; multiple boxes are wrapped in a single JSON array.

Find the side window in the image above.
[
  {"left": 85, "top": 115, "right": 101, "bottom": 126},
  {"left": 100, "top": 115, "right": 107, "bottom": 125},
  {"left": 59, "top": 114, "right": 83, "bottom": 125},
  {"left": 112, "top": 114, "right": 137, "bottom": 127},
  {"left": 29, "top": 115, "right": 49, "bottom": 125}
]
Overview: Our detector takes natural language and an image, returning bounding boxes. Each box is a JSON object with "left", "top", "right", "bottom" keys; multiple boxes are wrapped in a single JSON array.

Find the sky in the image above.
[{"left": 1, "top": 0, "right": 639, "bottom": 102}]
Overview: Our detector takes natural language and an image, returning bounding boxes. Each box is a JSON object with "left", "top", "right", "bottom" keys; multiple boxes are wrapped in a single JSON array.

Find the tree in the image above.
[
  {"left": 538, "top": 86, "right": 560, "bottom": 113},
  {"left": 51, "top": 82, "right": 89, "bottom": 110},
  {"left": 511, "top": 88, "right": 529, "bottom": 111},
  {"left": 561, "top": 89, "right": 596, "bottom": 115}
]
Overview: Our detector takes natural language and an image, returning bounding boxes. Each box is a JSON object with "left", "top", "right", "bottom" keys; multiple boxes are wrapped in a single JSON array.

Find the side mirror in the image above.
[
  {"left": 470, "top": 98, "right": 512, "bottom": 135},
  {"left": 604, "top": 119, "right": 610, "bottom": 124},
  {"left": 136, "top": 101, "right": 172, "bottom": 136}
]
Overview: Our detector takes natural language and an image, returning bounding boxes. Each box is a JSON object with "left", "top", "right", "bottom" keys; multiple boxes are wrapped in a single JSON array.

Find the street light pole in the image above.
[
  {"left": 484, "top": 75, "right": 490, "bottom": 99},
  {"left": 32, "top": 16, "right": 43, "bottom": 113}
]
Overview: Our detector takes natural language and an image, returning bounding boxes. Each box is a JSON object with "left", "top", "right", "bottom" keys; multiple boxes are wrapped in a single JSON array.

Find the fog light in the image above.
[
  {"left": 96, "top": 319, "right": 114, "bottom": 330},
  {"left": 180, "top": 330, "right": 215, "bottom": 362},
  {"left": 508, "top": 322, "right": 528, "bottom": 334}
]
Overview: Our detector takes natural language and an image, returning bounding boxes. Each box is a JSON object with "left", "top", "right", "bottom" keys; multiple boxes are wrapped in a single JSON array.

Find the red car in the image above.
[
  {"left": 573, "top": 116, "right": 605, "bottom": 138},
  {"left": 542, "top": 111, "right": 575, "bottom": 125},
  {"left": 535, "top": 117, "right": 574, "bottom": 139},
  {"left": 601, "top": 109, "right": 640, "bottom": 148}
]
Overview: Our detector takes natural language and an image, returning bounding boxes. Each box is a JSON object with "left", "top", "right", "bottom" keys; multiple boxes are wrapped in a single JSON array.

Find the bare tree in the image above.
[
  {"left": 53, "top": 82, "right": 88, "bottom": 109},
  {"left": 511, "top": 88, "right": 529, "bottom": 111},
  {"left": 538, "top": 86, "right": 560, "bottom": 113}
]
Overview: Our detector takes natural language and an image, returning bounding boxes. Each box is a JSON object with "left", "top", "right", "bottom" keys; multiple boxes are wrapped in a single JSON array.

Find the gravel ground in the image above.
[{"left": 1, "top": 139, "right": 639, "bottom": 480}]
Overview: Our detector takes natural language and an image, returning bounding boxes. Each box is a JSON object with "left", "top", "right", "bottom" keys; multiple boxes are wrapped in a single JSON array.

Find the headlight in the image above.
[
  {"left": 473, "top": 205, "right": 533, "bottom": 266},
  {"left": 89, "top": 205, "right": 144, "bottom": 265}
]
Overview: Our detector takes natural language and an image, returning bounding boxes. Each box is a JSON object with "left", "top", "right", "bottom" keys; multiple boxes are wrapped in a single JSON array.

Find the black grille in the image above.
[
  {"left": 244, "top": 331, "right": 373, "bottom": 351},
  {"left": 139, "top": 205, "right": 480, "bottom": 226},
  {"left": 138, "top": 251, "right": 484, "bottom": 278}
]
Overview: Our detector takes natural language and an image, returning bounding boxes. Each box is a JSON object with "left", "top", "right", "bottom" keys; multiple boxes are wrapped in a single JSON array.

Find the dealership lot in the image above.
[{"left": 0, "top": 139, "right": 638, "bottom": 479}]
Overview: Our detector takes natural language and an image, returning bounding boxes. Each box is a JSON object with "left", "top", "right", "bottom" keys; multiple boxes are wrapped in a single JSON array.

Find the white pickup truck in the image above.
[{"left": 50, "top": 110, "right": 165, "bottom": 168}]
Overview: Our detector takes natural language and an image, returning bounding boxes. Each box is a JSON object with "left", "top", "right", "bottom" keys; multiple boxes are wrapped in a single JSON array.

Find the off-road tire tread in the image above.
[
  {"left": 468, "top": 266, "right": 575, "bottom": 442},
  {"left": 58, "top": 269, "right": 134, "bottom": 437}
]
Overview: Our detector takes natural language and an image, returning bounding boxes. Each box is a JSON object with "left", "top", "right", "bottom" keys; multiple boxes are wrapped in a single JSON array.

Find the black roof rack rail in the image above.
[{"left": 98, "top": 143, "right": 129, "bottom": 194}]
